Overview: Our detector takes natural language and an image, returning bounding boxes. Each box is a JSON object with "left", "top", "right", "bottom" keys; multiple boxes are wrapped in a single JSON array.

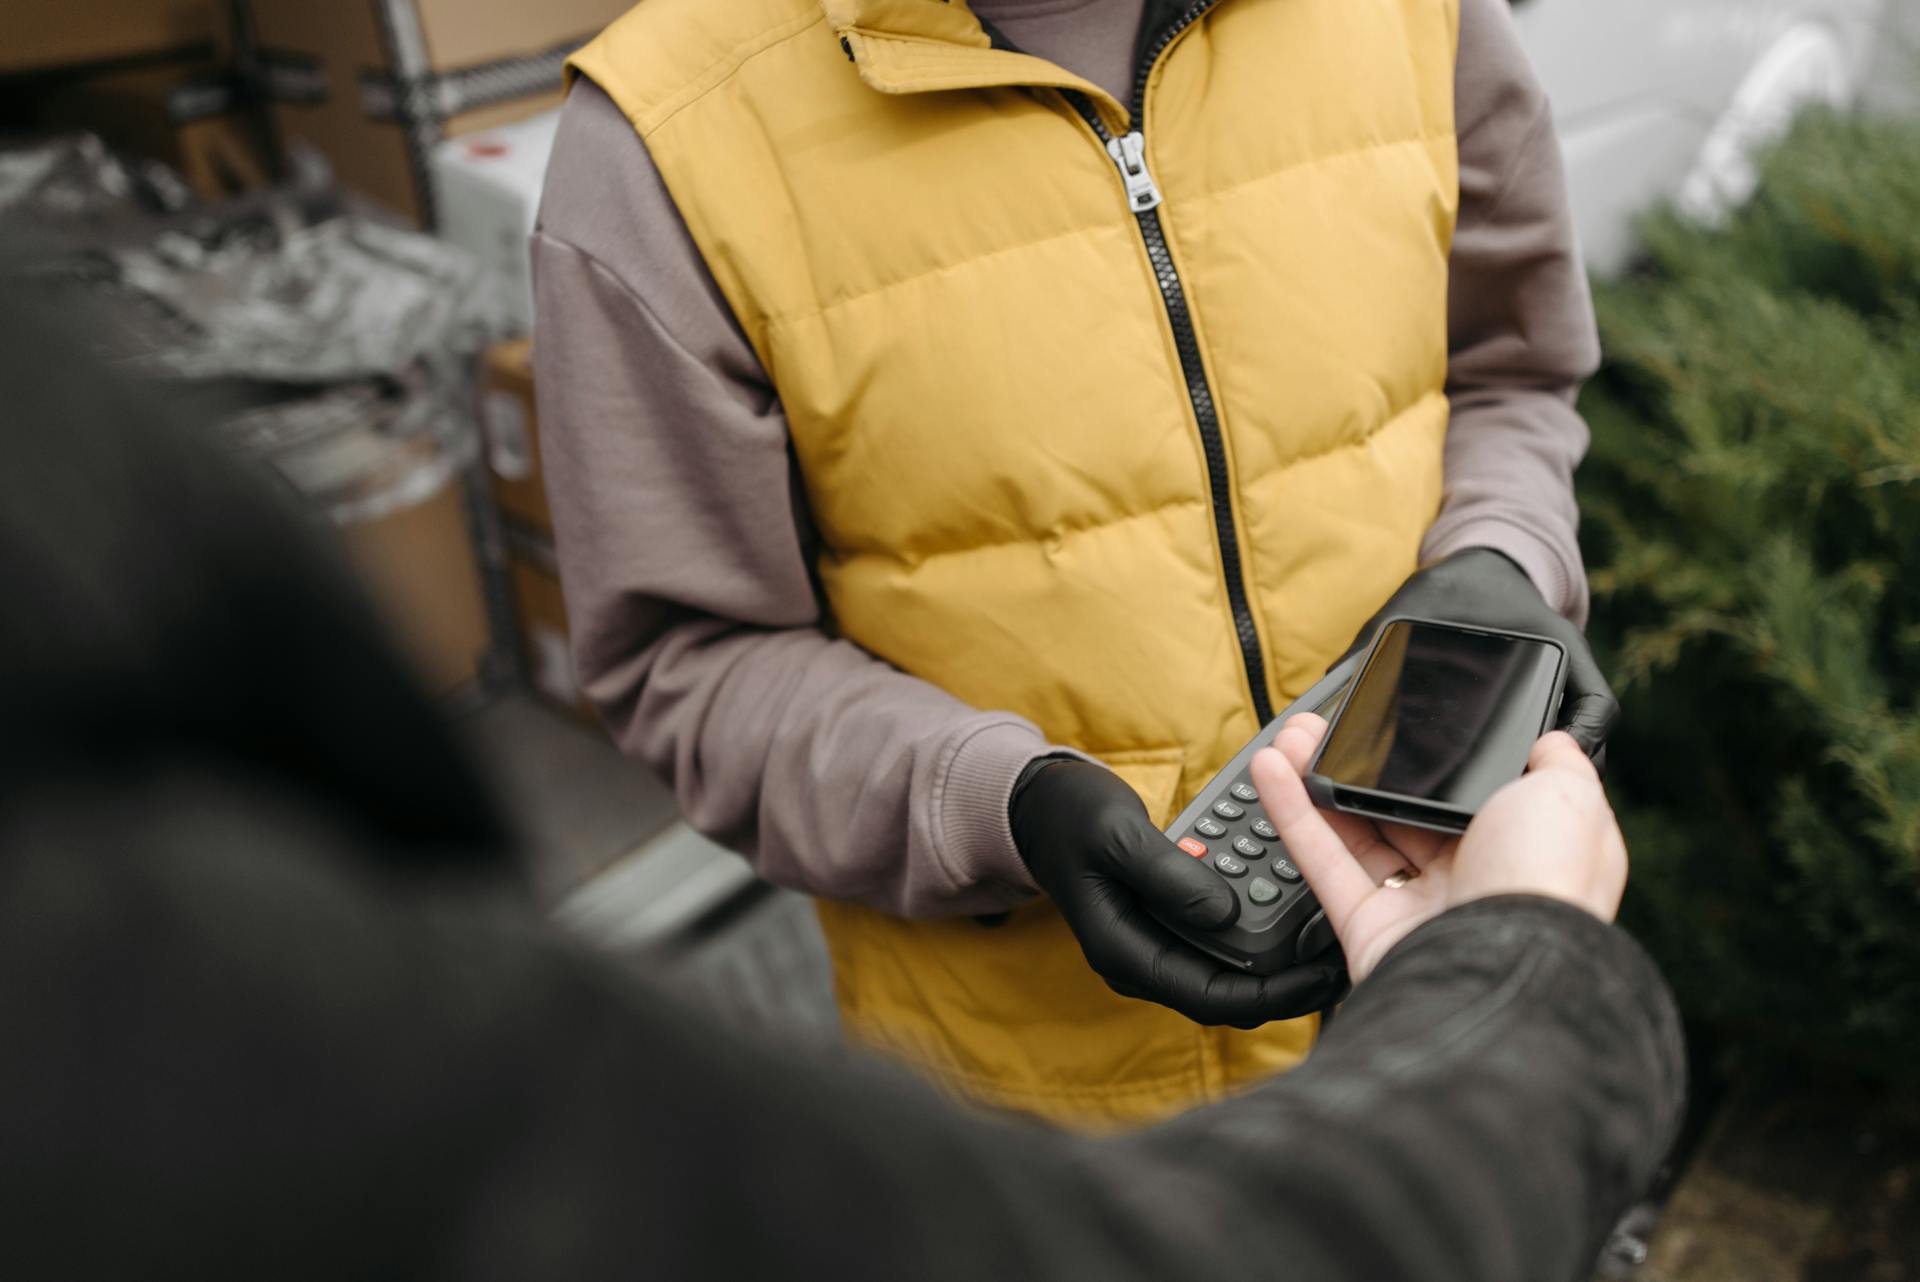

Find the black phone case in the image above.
[
  {"left": 1303, "top": 616, "right": 1568, "bottom": 835},
  {"left": 1155, "top": 653, "right": 1364, "bottom": 975}
]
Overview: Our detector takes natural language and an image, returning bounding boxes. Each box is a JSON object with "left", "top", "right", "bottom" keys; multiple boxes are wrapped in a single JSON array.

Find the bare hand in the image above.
[{"left": 1248, "top": 715, "right": 1628, "bottom": 983}]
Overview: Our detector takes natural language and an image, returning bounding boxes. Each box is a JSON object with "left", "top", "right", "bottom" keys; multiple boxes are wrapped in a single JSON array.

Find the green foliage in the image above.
[{"left": 1579, "top": 109, "right": 1920, "bottom": 1073}]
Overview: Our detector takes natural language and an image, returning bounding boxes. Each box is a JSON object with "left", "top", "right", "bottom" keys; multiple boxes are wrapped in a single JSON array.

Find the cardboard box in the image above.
[
  {"left": 5, "top": 0, "right": 219, "bottom": 76},
  {"left": 432, "top": 110, "right": 559, "bottom": 335},
  {"left": 247, "top": 0, "right": 630, "bottom": 225},
  {"left": 337, "top": 479, "right": 494, "bottom": 695},
  {"left": 482, "top": 338, "right": 554, "bottom": 534},
  {"left": 40, "top": 64, "right": 272, "bottom": 202},
  {"left": 509, "top": 536, "right": 594, "bottom": 719}
]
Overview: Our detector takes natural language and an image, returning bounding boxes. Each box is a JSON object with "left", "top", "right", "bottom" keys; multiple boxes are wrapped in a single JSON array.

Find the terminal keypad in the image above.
[{"left": 1173, "top": 770, "right": 1309, "bottom": 924}]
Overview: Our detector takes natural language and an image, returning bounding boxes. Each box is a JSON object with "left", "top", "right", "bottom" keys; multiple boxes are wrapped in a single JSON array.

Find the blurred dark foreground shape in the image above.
[{"left": 0, "top": 282, "right": 1685, "bottom": 1280}]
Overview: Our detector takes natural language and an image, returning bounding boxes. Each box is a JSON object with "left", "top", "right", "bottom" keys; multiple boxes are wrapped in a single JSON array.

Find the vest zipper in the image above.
[
  {"left": 1105, "top": 132, "right": 1162, "bottom": 211},
  {"left": 1067, "top": 0, "right": 1274, "bottom": 726}
]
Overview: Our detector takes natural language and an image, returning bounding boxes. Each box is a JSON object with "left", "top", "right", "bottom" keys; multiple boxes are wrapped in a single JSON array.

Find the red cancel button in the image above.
[{"left": 1177, "top": 837, "right": 1209, "bottom": 859}]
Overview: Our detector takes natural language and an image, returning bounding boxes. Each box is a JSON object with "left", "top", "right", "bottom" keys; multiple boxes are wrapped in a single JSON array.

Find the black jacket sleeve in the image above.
[
  {"left": 1097, "top": 898, "right": 1687, "bottom": 1282},
  {"left": 2, "top": 780, "right": 1683, "bottom": 1282}
]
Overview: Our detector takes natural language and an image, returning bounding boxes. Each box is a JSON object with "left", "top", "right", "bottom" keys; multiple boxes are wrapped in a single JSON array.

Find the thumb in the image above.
[{"left": 1107, "top": 815, "right": 1239, "bottom": 931}]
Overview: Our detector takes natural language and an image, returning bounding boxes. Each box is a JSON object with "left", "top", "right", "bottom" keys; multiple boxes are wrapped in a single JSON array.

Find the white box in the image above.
[{"left": 431, "top": 109, "right": 562, "bottom": 335}]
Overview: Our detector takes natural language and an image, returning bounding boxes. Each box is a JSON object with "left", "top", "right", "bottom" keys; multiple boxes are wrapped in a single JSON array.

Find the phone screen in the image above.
[{"left": 1314, "top": 621, "right": 1565, "bottom": 812}]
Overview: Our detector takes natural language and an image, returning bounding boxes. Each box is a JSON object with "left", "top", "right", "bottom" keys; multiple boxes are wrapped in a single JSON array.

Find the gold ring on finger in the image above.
[{"left": 1382, "top": 867, "right": 1420, "bottom": 889}]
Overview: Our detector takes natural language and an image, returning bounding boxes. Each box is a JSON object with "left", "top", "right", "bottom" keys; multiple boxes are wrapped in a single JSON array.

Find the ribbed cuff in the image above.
[
  {"left": 935, "top": 719, "right": 1093, "bottom": 899},
  {"left": 1425, "top": 518, "right": 1586, "bottom": 627}
]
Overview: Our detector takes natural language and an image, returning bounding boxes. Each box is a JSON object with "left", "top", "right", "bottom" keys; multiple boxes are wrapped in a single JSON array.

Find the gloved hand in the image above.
[
  {"left": 1343, "top": 548, "right": 1618, "bottom": 758},
  {"left": 1010, "top": 759, "right": 1344, "bottom": 1028}
]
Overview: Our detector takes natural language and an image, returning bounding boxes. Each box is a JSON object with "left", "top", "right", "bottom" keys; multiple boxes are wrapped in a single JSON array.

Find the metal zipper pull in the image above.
[{"left": 1105, "top": 131, "right": 1162, "bottom": 212}]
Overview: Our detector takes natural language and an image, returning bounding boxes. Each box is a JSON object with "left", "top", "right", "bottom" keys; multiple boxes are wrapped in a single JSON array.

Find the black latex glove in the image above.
[
  {"left": 1342, "top": 547, "right": 1618, "bottom": 757},
  {"left": 1010, "top": 759, "right": 1344, "bottom": 1028}
]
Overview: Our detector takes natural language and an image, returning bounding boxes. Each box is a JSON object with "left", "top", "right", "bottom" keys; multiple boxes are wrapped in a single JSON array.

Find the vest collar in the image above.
[{"left": 820, "top": 0, "right": 1126, "bottom": 124}]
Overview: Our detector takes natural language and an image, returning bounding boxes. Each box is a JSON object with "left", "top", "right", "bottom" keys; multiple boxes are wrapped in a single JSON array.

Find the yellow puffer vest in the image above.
[{"left": 573, "top": 0, "right": 1459, "bottom": 1130}]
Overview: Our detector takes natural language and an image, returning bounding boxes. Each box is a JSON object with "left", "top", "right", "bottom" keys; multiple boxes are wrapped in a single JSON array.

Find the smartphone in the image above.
[{"left": 1305, "top": 617, "right": 1568, "bottom": 833}]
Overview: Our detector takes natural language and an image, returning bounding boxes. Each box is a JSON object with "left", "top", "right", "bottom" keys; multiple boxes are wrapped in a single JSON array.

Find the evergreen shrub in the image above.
[{"left": 1578, "top": 108, "right": 1920, "bottom": 1073}]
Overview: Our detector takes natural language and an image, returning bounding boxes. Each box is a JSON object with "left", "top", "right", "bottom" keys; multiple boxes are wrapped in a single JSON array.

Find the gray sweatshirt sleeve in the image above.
[
  {"left": 1423, "top": 0, "right": 1603, "bottom": 626},
  {"left": 532, "top": 81, "right": 1055, "bottom": 918}
]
